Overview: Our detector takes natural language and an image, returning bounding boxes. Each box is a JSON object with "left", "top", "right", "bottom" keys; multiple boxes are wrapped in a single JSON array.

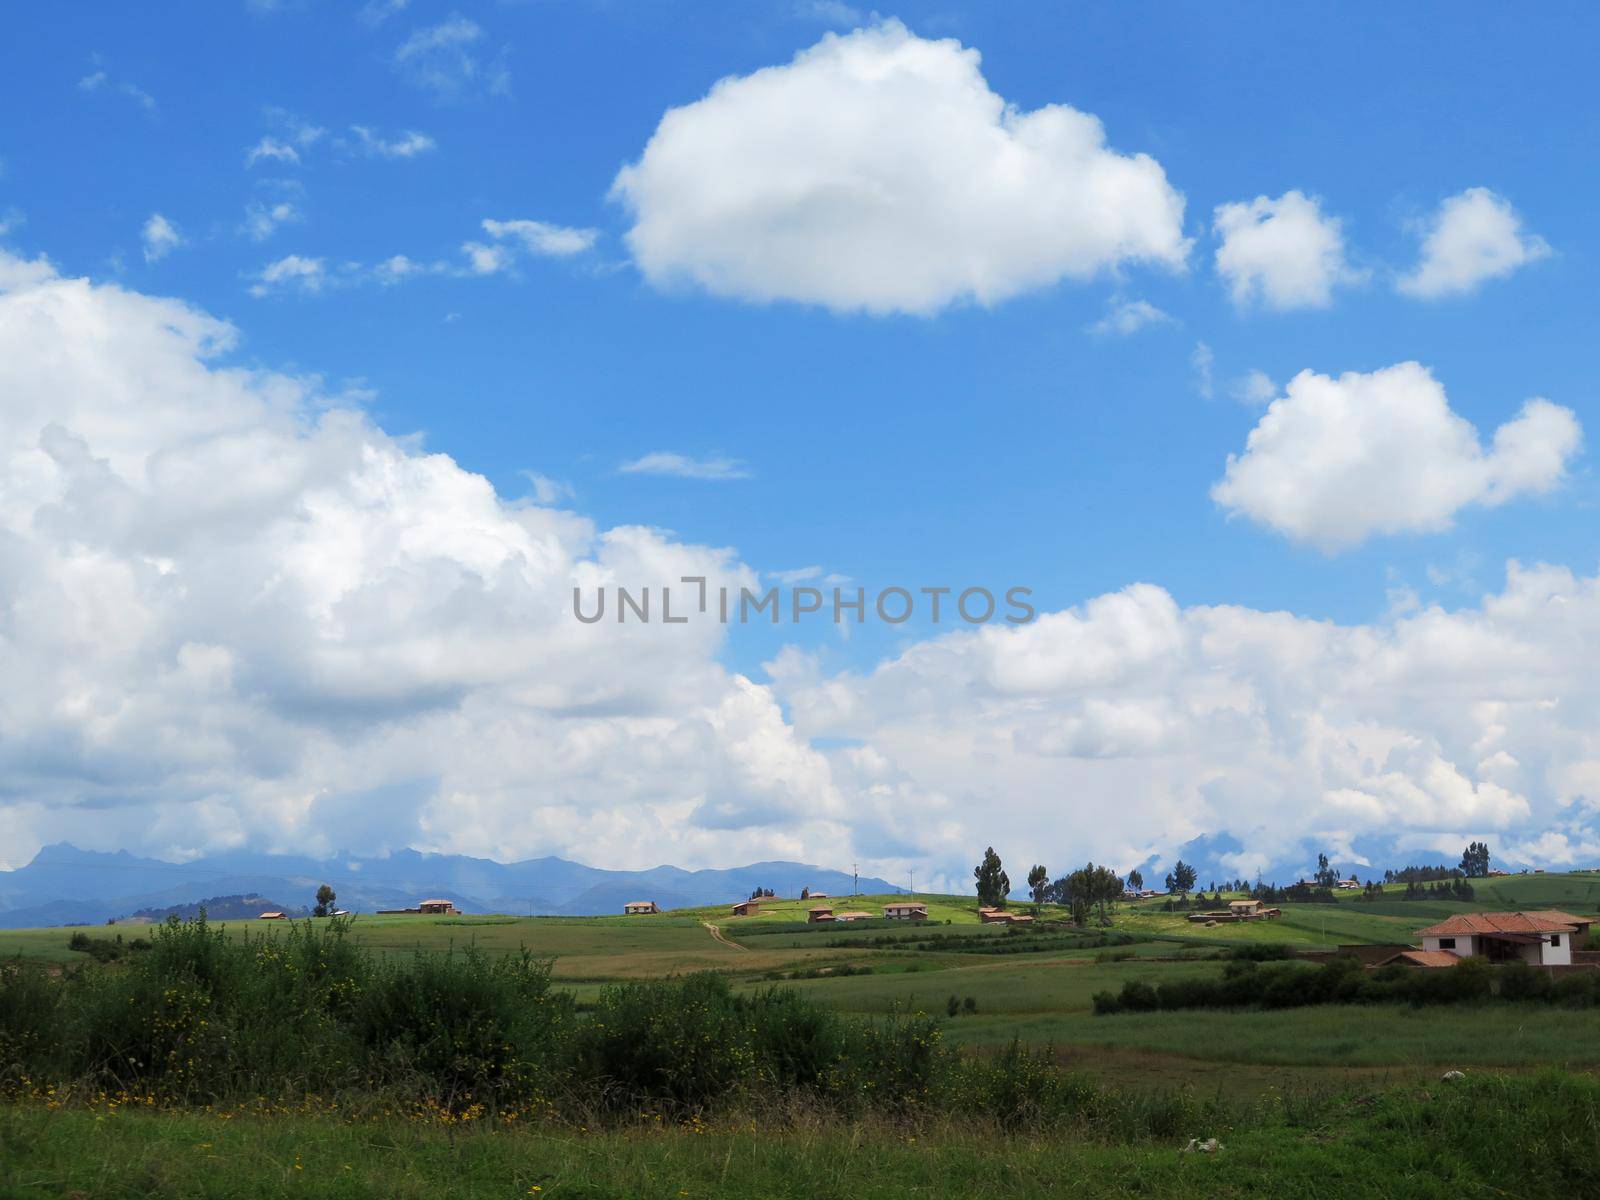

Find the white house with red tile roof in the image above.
[{"left": 1415, "top": 911, "right": 1592, "bottom": 966}]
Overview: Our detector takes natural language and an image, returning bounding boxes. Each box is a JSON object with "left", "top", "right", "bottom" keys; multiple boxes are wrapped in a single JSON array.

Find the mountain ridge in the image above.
[{"left": 0, "top": 844, "right": 898, "bottom": 927}]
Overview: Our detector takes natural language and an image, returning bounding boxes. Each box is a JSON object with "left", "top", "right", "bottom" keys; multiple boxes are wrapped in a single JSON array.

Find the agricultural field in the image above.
[{"left": 6, "top": 872, "right": 1599, "bottom": 1094}]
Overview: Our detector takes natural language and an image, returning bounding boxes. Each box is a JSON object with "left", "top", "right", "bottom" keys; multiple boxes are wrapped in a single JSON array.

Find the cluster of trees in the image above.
[
  {"left": 1459, "top": 841, "right": 1492, "bottom": 878},
  {"left": 1398, "top": 878, "right": 1475, "bottom": 901},
  {"left": 973, "top": 849, "right": 1134, "bottom": 926},
  {"left": 1381, "top": 844, "right": 1493, "bottom": 884},
  {"left": 970, "top": 840, "right": 1492, "bottom": 920},
  {"left": 1040, "top": 864, "right": 1124, "bottom": 925},
  {"left": 747, "top": 887, "right": 777, "bottom": 900}
]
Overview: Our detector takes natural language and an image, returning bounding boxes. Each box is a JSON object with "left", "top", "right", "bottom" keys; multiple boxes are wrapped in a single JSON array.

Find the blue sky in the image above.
[{"left": 2, "top": 3, "right": 1599, "bottom": 884}]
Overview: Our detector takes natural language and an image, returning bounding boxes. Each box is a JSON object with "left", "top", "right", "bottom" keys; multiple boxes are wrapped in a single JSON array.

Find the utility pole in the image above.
[
  {"left": 853, "top": 862, "right": 858, "bottom": 896},
  {"left": 909, "top": 868, "right": 915, "bottom": 898}
]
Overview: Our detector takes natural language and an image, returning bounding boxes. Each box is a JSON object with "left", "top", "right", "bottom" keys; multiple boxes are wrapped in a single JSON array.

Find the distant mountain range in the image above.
[{"left": 0, "top": 843, "right": 898, "bottom": 928}]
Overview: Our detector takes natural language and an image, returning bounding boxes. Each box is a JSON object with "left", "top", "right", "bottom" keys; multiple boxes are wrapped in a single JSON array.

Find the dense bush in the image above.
[
  {"left": 1091, "top": 954, "right": 1593, "bottom": 1015},
  {"left": 0, "top": 916, "right": 997, "bottom": 1123}
]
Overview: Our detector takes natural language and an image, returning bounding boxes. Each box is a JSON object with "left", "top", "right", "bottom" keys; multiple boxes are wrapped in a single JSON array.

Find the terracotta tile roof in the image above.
[
  {"left": 1380, "top": 949, "right": 1462, "bottom": 968},
  {"left": 1416, "top": 910, "right": 1591, "bottom": 937}
]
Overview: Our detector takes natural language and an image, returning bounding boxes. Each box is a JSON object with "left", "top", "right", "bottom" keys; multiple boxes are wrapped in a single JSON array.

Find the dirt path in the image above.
[{"left": 703, "top": 921, "right": 747, "bottom": 951}]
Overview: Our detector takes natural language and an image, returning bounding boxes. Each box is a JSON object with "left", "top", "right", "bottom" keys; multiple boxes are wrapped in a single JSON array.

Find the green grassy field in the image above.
[
  {"left": 4, "top": 1072, "right": 1599, "bottom": 1199},
  {"left": 6, "top": 872, "right": 1598, "bottom": 1093}
]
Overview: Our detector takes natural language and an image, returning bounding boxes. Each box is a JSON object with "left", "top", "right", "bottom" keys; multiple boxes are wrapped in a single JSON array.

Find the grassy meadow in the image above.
[{"left": 4, "top": 872, "right": 1600, "bottom": 1197}]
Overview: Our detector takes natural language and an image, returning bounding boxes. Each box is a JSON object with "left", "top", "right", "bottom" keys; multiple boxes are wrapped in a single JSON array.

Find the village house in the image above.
[
  {"left": 1336, "top": 878, "right": 1361, "bottom": 890},
  {"left": 807, "top": 905, "right": 835, "bottom": 923},
  {"left": 1405, "top": 911, "right": 1593, "bottom": 967},
  {"left": 376, "top": 899, "right": 459, "bottom": 916},
  {"left": 730, "top": 899, "right": 762, "bottom": 917},
  {"left": 833, "top": 911, "right": 874, "bottom": 922},
  {"left": 257, "top": 911, "right": 286, "bottom": 920},
  {"left": 979, "top": 907, "right": 1034, "bottom": 925},
  {"left": 882, "top": 902, "right": 928, "bottom": 921},
  {"left": 623, "top": 901, "right": 659, "bottom": 915},
  {"left": 1186, "top": 898, "right": 1282, "bottom": 924}
]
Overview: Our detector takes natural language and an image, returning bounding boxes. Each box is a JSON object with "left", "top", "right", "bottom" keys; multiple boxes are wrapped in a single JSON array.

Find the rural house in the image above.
[
  {"left": 882, "top": 902, "right": 928, "bottom": 921},
  {"left": 1411, "top": 911, "right": 1593, "bottom": 966},
  {"left": 418, "top": 899, "right": 457, "bottom": 915},
  {"left": 807, "top": 905, "right": 835, "bottom": 923},
  {"left": 730, "top": 900, "right": 762, "bottom": 917},
  {"left": 257, "top": 911, "right": 286, "bottom": 920},
  {"left": 833, "top": 911, "right": 874, "bottom": 922},
  {"left": 623, "top": 901, "right": 659, "bottom": 915}
]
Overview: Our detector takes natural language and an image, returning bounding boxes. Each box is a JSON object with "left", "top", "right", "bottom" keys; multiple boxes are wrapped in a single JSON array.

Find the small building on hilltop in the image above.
[
  {"left": 883, "top": 902, "right": 928, "bottom": 921},
  {"left": 377, "top": 899, "right": 460, "bottom": 916},
  {"left": 258, "top": 911, "right": 286, "bottom": 920},
  {"left": 1413, "top": 911, "right": 1592, "bottom": 966},
  {"left": 807, "top": 905, "right": 835, "bottom": 923},
  {"left": 623, "top": 901, "right": 659, "bottom": 915},
  {"left": 730, "top": 899, "right": 762, "bottom": 917}
]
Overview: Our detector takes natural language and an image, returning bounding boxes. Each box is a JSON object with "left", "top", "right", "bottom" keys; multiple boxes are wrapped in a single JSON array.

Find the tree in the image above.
[
  {"left": 1027, "top": 864, "right": 1049, "bottom": 906},
  {"left": 800, "top": 887, "right": 810, "bottom": 900},
  {"left": 313, "top": 884, "right": 336, "bottom": 918},
  {"left": 1459, "top": 841, "right": 1491, "bottom": 878},
  {"left": 1059, "top": 862, "right": 1124, "bottom": 925},
  {"left": 1127, "top": 869, "right": 1143, "bottom": 891},
  {"left": 973, "top": 847, "right": 1010, "bottom": 909},
  {"left": 1314, "top": 852, "right": 1338, "bottom": 888},
  {"left": 1164, "top": 859, "right": 1197, "bottom": 895}
]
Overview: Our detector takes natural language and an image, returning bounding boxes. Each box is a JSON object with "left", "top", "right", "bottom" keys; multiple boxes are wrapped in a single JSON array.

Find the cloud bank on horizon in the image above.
[
  {"left": 0, "top": 11, "right": 1595, "bottom": 888},
  {"left": 1, "top": 249, "right": 1598, "bottom": 886}
]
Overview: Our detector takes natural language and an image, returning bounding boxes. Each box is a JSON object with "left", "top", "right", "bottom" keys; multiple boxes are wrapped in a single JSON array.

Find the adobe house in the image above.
[
  {"left": 623, "top": 901, "right": 659, "bottom": 915},
  {"left": 833, "top": 911, "right": 874, "bottom": 922},
  {"left": 1410, "top": 911, "right": 1593, "bottom": 966},
  {"left": 882, "top": 902, "right": 928, "bottom": 921},
  {"left": 730, "top": 900, "right": 762, "bottom": 917},
  {"left": 417, "top": 899, "right": 457, "bottom": 915},
  {"left": 257, "top": 911, "right": 286, "bottom": 920},
  {"left": 807, "top": 905, "right": 835, "bottom": 923}
]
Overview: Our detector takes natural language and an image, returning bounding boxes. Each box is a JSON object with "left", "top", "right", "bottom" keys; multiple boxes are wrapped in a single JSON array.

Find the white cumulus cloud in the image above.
[
  {"left": 141, "top": 214, "right": 183, "bottom": 263},
  {"left": 0, "top": 251, "right": 839, "bottom": 871},
  {"left": 611, "top": 20, "right": 1189, "bottom": 315},
  {"left": 1397, "top": 187, "right": 1551, "bottom": 299},
  {"left": 4, "top": 251, "right": 1600, "bottom": 885},
  {"left": 1212, "top": 362, "right": 1582, "bottom": 551},
  {"left": 1213, "top": 190, "right": 1363, "bottom": 311}
]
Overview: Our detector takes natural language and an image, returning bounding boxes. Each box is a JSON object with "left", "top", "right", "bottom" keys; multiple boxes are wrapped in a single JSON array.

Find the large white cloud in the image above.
[
  {"left": 1397, "top": 187, "right": 1551, "bottom": 299},
  {"left": 0, "top": 251, "right": 844, "bottom": 870},
  {"left": 1212, "top": 362, "right": 1581, "bottom": 551},
  {"left": 610, "top": 20, "right": 1189, "bottom": 315},
  {"left": 772, "top": 563, "right": 1600, "bottom": 884},
  {"left": 5, "top": 254, "right": 1600, "bottom": 889},
  {"left": 1213, "top": 190, "right": 1362, "bottom": 311}
]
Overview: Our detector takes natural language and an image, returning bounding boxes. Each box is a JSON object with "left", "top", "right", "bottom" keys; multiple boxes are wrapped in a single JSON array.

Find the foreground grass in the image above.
[{"left": 3, "top": 1072, "right": 1599, "bottom": 1199}]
